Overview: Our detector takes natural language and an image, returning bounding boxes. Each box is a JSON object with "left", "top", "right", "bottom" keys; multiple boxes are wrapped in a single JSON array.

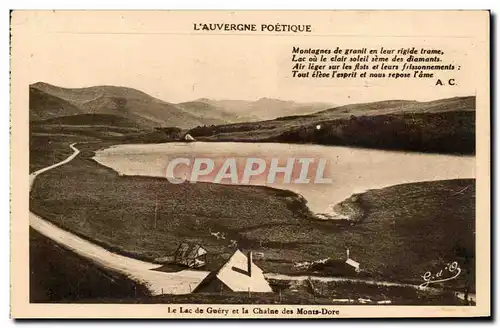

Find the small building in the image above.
[
  {"left": 174, "top": 243, "right": 208, "bottom": 268},
  {"left": 194, "top": 250, "right": 273, "bottom": 293}
]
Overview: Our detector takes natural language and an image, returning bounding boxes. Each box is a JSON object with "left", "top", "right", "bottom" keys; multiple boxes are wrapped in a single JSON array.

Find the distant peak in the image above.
[
  {"left": 256, "top": 97, "right": 292, "bottom": 103},
  {"left": 31, "top": 81, "right": 53, "bottom": 88}
]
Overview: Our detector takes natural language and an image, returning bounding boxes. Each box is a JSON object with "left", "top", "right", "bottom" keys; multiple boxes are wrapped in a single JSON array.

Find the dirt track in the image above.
[{"left": 29, "top": 143, "right": 209, "bottom": 295}]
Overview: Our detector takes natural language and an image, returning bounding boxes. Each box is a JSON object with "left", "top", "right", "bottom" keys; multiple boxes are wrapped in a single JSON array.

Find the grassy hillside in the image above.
[
  {"left": 82, "top": 284, "right": 462, "bottom": 305},
  {"left": 29, "top": 86, "right": 82, "bottom": 120},
  {"left": 30, "top": 137, "right": 152, "bottom": 303},
  {"left": 198, "top": 97, "right": 334, "bottom": 121},
  {"left": 30, "top": 82, "right": 233, "bottom": 128},
  {"left": 29, "top": 138, "right": 471, "bottom": 305},
  {"left": 269, "top": 111, "right": 475, "bottom": 154},
  {"left": 176, "top": 101, "right": 247, "bottom": 124},
  {"left": 31, "top": 126, "right": 144, "bottom": 142},
  {"left": 314, "top": 96, "right": 474, "bottom": 117},
  {"left": 29, "top": 123, "right": 184, "bottom": 172},
  {"left": 188, "top": 97, "right": 475, "bottom": 155},
  {"left": 29, "top": 134, "right": 95, "bottom": 172},
  {"left": 29, "top": 141, "right": 475, "bottom": 289},
  {"left": 30, "top": 82, "right": 475, "bottom": 155},
  {"left": 28, "top": 93, "right": 476, "bottom": 303},
  {"left": 30, "top": 229, "right": 149, "bottom": 303},
  {"left": 32, "top": 113, "right": 144, "bottom": 128},
  {"left": 29, "top": 83, "right": 334, "bottom": 128}
]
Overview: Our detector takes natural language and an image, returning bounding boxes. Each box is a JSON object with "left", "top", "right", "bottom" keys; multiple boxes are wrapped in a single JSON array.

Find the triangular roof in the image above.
[{"left": 215, "top": 250, "right": 272, "bottom": 292}]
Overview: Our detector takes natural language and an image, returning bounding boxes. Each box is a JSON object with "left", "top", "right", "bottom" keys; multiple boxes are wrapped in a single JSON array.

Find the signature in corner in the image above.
[{"left": 419, "top": 261, "right": 462, "bottom": 289}]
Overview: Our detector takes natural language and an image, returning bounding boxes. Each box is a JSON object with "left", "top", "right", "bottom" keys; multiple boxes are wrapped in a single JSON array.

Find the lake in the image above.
[{"left": 93, "top": 142, "right": 475, "bottom": 217}]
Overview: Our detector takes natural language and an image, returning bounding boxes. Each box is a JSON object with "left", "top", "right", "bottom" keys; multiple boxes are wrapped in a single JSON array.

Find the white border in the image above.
[{"left": 5, "top": 1, "right": 498, "bottom": 327}]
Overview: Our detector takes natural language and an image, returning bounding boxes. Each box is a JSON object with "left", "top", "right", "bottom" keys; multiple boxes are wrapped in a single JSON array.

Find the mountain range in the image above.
[
  {"left": 29, "top": 82, "right": 475, "bottom": 154},
  {"left": 29, "top": 82, "right": 334, "bottom": 128},
  {"left": 187, "top": 96, "right": 475, "bottom": 154}
]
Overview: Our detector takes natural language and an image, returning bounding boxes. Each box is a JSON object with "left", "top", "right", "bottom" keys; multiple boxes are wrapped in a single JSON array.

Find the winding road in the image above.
[
  {"left": 29, "top": 143, "right": 209, "bottom": 296},
  {"left": 29, "top": 143, "right": 475, "bottom": 303}
]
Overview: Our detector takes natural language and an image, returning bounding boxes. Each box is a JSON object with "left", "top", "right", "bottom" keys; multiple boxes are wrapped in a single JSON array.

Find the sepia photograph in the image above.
[{"left": 10, "top": 10, "right": 490, "bottom": 318}]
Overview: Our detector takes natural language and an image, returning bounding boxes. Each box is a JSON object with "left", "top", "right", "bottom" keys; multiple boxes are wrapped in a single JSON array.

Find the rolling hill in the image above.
[
  {"left": 29, "top": 86, "right": 82, "bottom": 121},
  {"left": 32, "top": 113, "right": 143, "bottom": 128},
  {"left": 187, "top": 96, "right": 476, "bottom": 155},
  {"left": 30, "top": 140, "right": 475, "bottom": 291},
  {"left": 29, "top": 82, "right": 336, "bottom": 130},
  {"left": 29, "top": 82, "right": 233, "bottom": 129},
  {"left": 314, "top": 96, "right": 475, "bottom": 118},
  {"left": 29, "top": 82, "right": 475, "bottom": 154}
]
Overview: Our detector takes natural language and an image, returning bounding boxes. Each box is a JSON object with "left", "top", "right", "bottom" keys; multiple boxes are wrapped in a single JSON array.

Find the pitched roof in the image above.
[
  {"left": 175, "top": 243, "right": 207, "bottom": 260},
  {"left": 215, "top": 250, "right": 272, "bottom": 292}
]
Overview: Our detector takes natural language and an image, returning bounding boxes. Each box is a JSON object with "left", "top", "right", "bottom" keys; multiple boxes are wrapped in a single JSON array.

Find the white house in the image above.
[{"left": 195, "top": 250, "right": 272, "bottom": 293}]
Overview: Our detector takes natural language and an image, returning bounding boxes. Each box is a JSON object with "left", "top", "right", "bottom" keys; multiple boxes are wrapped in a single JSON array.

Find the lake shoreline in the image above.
[
  {"left": 93, "top": 141, "right": 475, "bottom": 216},
  {"left": 29, "top": 138, "right": 475, "bottom": 291}
]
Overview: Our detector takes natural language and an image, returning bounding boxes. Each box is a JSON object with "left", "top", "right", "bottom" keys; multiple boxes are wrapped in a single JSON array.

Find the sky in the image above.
[{"left": 14, "top": 11, "right": 484, "bottom": 105}]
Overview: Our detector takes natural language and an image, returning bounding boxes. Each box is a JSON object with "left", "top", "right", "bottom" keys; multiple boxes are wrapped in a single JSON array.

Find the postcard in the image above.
[{"left": 10, "top": 10, "right": 490, "bottom": 318}]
